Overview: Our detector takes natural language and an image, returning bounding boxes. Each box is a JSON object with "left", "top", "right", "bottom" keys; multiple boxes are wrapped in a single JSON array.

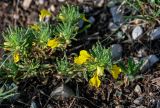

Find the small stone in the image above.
[
  {"left": 78, "top": 19, "right": 84, "bottom": 28},
  {"left": 22, "top": 0, "right": 32, "bottom": 10},
  {"left": 47, "top": 104, "right": 53, "bottom": 108},
  {"left": 134, "top": 96, "right": 144, "bottom": 105},
  {"left": 108, "top": 22, "right": 119, "bottom": 32},
  {"left": 115, "top": 105, "right": 124, "bottom": 108},
  {"left": 140, "top": 55, "right": 159, "bottom": 72},
  {"left": 93, "top": 0, "right": 104, "bottom": 7},
  {"left": 89, "top": 16, "right": 95, "bottom": 24},
  {"left": 150, "top": 27, "right": 160, "bottom": 40},
  {"left": 137, "top": 105, "right": 147, "bottom": 108},
  {"left": 132, "top": 26, "right": 143, "bottom": 40},
  {"left": 77, "top": 0, "right": 83, "bottom": 3},
  {"left": 39, "top": 0, "right": 44, "bottom": 5},
  {"left": 30, "top": 101, "right": 37, "bottom": 108},
  {"left": 58, "top": 0, "right": 65, "bottom": 2},
  {"left": 110, "top": 6, "right": 124, "bottom": 25},
  {"left": 156, "top": 100, "right": 160, "bottom": 108},
  {"left": 50, "top": 5, "right": 55, "bottom": 12},
  {"left": 134, "top": 85, "right": 142, "bottom": 95},
  {"left": 111, "top": 44, "right": 123, "bottom": 60},
  {"left": 13, "top": 14, "right": 19, "bottom": 20},
  {"left": 50, "top": 84, "right": 75, "bottom": 98}
]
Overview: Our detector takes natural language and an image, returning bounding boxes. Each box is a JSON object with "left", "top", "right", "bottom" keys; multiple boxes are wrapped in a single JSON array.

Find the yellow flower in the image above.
[
  {"left": 31, "top": 24, "right": 40, "bottom": 31},
  {"left": 110, "top": 65, "right": 121, "bottom": 79},
  {"left": 89, "top": 72, "right": 101, "bottom": 88},
  {"left": 13, "top": 51, "right": 20, "bottom": 63},
  {"left": 58, "top": 13, "right": 65, "bottom": 21},
  {"left": 74, "top": 50, "right": 92, "bottom": 65},
  {"left": 39, "top": 9, "right": 52, "bottom": 21},
  {"left": 96, "top": 66, "right": 104, "bottom": 76},
  {"left": 47, "top": 38, "right": 59, "bottom": 49}
]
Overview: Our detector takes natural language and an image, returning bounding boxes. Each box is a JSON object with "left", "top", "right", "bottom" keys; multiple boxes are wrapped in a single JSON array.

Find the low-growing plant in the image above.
[
  {"left": 56, "top": 56, "right": 72, "bottom": 76},
  {"left": 119, "top": 58, "right": 143, "bottom": 78},
  {"left": 90, "top": 42, "right": 112, "bottom": 68}
]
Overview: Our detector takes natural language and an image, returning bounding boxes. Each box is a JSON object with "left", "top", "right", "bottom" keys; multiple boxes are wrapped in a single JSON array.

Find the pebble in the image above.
[
  {"left": 30, "top": 101, "right": 37, "bottom": 108},
  {"left": 115, "top": 105, "right": 124, "bottom": 108},
  {"left": 137, "top": 105, "right": 147, "bottom": 108},
  {"left": 50, "top": 84, "right": 75, "bottom": 98},
  {"left": 134, "top": 96, "right": 144, "bottom": 105},
  {"left": 132, "top": 26, "right": 143, "bottom": 40},
  {"left": 111, "top": 44, "right": 123, "bottom": 60},
  {"left": 156, "top": 100, "right": 160, "bottom": 108},
  {"left": 150, "top": 27, "right": 160, "bottom": 40},
  {"left": 77, "top": 0, "right": 83, "bottom": 3},
  {"left": 22, "top": 0, "right": 32, "bottom": 10},
  {"left": 108, "top": 22, "right": 119, "bottom": 32},
  {"left": 58, "top": 0, "right": 65, "bottom": 2},
  {"left": 110, "top": 6, "right": 124, "bottom": 25},
  {"left": 39, "top": 0, "right": 44, "bottom": 5},
  {"left": 78, "top": 19, "right": 84, "bottom": 28},
  {"left": 93, "top": 0, "right": 104, "bottom": 7},
  {"left": 134, "top": 85, "right": 142, "bottom": 95},
  {"left": 140, "top": 55, "right": 159, "bottom": 72},
  {"left": 50, "top": 5, "right": 55, "bottom": 12},
  {"left": 89, "top": 16, "right": 95, "bottom": 24}
]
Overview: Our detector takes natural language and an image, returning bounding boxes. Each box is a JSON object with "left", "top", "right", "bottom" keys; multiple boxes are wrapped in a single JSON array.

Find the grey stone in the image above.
[
  {"left": 110, "top": 6, "right": 124, "bottom": 25},
  {"left": 50, "top": 84, "right": 75, "bottom": 98},
  {"left": 156, "top": 100, "right": 160, "bottom": 108},
  {"left": 111, "top": 44, "right": 123, "bottom": 60},
  {"left": 89, "top": 16, "right": 95, "bottom": 24},
  {"left": 30, "top": 101, "right": 37, "bottom": 108},
  {"left": 58, "top": 0, "right": 65, "bottom": 2},
  {"left": 108, "top": 22, "right": 119, "bottom": 32},
  {"left": 150, "top": 27, "right": 160, "bottom": 40},
  {"left": 137, "top": 105, "right": 147, "bottom": 108},
  {"left": 134, "top": 85, "right": 142, "bottom": 95},
  {"left": 22, "top": 0, "right": 32, "bottom": 10},
  {"left": 132, "top": 26, "right": 143, "bottom": 40},
  {"left": 93, "top": 0, "right": 104, "bottom": 7},
  {"left": 140, "top": 55, "right": 159, "bottom": 72},
  {"left": 134, "top": 96, "right": 144, "bottom": 105}
]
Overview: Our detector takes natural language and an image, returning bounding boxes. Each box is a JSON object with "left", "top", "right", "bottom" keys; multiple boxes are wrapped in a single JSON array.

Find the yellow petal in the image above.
[
  {"left": 80, "top": 50, "right": 91, "bottom": 58},
  {"left": 13, "top": 51, "right": 20, "bottom": 63},
  {"left": 96, "top": 66, "right": 104, "bottom": 76},
  {"left": 89, "top": 73, "right": 101, "bottom": 88},
  {"left": 74, "top": 56, "right": 82, "bottom": 65},
  {"left": 111, "top": 65, "right": 121, "bottom": 79},
  {"left": 39, "top": 9, "right": 52, "bottom": 20},
  {"left": 47, "top": 38, "right": 59, "bottom": 49},
  {"left": 74, "top": 50, "right": 92, "bottom": 65}
]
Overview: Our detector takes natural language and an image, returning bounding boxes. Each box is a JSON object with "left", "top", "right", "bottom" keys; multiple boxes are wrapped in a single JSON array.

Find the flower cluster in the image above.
[{"left": 73, "top": 45, "right": 122, "bottom": 88}]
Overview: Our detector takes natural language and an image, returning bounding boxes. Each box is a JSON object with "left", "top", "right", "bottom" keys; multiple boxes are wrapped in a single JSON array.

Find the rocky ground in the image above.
[{"left": 0, "top": 0, "right": 160, "bottom": 108}]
